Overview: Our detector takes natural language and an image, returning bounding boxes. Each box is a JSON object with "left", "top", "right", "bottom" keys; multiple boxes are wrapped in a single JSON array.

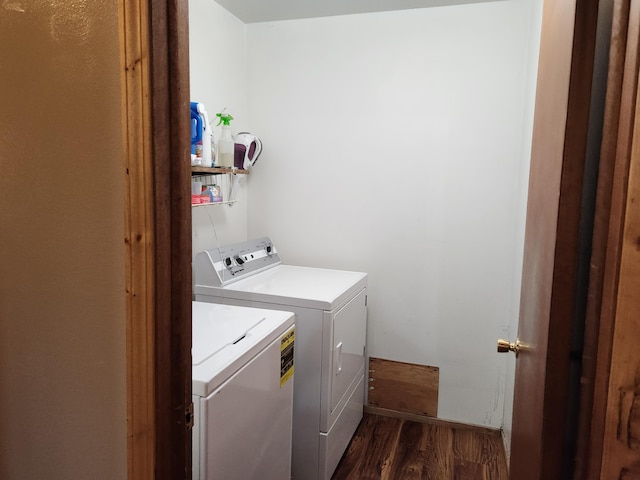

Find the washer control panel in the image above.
[{"left": 195, "top": 237, "right": 281, "bottom": 286}]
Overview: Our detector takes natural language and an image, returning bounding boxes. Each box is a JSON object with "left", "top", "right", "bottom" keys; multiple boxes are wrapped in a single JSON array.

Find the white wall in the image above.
[
  {"left": 245, "top": 1, "right": 538, "bottom": 428},
  {"left": 190, "top": 0, "right": 250, "bottom": 256},
  {"left": 0, "top": 2, "right": 126, "bottom": 479}
]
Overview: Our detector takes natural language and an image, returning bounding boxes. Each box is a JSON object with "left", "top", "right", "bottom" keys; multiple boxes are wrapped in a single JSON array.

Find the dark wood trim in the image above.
[
  {"left": 364, "top": 406, "right": 502, "bottom": 437},
  {"left": 586, "top": 0, "right": 640, "bottom": 476},
  {"left": 597, "top": 87, "right": 640, "bottom": 475},
  {"left": 191, "top": 166, "right": 250, "bottom": 175},
  {"left": 149, "top": 0, "right": 192, "bottom": 479},
  {"left": 576, "top": 1, "right": 639, "bottom": 478}
]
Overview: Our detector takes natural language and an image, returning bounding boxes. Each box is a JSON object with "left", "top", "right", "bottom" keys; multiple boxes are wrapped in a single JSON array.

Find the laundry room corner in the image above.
[{"left": 244, "top": 0, "right": 537, "bottom": 429}]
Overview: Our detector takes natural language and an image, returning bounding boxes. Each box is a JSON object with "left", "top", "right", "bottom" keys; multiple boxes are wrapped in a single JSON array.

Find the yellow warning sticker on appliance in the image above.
[{"left": 280, "top": 328, "right": 295, "bottom": 388}]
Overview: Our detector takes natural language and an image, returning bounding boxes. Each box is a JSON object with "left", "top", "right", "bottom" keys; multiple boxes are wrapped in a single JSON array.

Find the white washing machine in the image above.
[
  {"left": 191, "top": 301, "right": 295, "bottom": 480},
  {"left": 194, "top": 237, "right": 368, "bottom": 480}
]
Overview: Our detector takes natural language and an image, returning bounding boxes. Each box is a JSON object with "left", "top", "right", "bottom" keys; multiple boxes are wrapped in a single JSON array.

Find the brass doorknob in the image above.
[{"left": 497, "top": 338, "right": 520, "bottom": 357}]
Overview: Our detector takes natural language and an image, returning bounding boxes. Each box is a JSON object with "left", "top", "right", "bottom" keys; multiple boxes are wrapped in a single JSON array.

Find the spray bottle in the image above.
[{"left": 216, "top": 112, "right": 234, "bottom": 168}]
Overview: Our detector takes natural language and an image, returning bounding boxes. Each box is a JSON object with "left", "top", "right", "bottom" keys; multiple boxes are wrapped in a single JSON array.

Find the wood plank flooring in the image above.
[{"left": 332, "top": 413, "right": 508, "bottom": 480}]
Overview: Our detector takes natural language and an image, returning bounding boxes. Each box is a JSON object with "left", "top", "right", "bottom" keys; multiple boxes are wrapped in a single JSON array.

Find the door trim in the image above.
[
  {"left": 585, "top": 1, "right": 640, "bottom": 476},
  {"left": 121, "top": 0, "right": 192, "bottom": 479},
  {"left": 149, "top": 0, "right": 193, "bottom": 478},
  {"left": 577, "top": 0, "right": 639, "bottom": 476},
  {"left": 120, "top": 0, "right": 156, "bottom": 477}
]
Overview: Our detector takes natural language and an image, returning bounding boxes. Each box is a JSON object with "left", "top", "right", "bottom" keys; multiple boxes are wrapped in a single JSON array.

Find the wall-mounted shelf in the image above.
[
  {"left": 191, "top": 166, "right": 249, "bottom": 176},
  {"left": 192, "top": 200, "right": 237, "bottom": 208},
  {"left": 191, "top": 166, "right": 245, "bottom": 207}
]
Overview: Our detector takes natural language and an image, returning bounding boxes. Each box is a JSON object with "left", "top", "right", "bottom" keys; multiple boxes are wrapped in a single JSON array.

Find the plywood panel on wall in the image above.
[{"left": 368, "top": 357, "right": 439, "bottom": 417}]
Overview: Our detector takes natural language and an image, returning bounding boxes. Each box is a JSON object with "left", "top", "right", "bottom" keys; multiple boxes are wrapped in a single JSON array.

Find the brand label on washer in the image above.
[{"left": 280, "top": 328, "right": 295, "bottom": 388}]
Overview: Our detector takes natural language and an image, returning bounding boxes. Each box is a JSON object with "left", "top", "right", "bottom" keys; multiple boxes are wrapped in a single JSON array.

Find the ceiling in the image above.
[{"left": 214, "top": 0, "right": 501, "bottom": 24}]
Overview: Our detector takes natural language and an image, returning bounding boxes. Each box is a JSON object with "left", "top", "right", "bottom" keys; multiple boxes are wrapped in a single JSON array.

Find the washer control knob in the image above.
[
  {"left": 224, "top": 257, "right": 233, "bottom": 268},
  {"left": 235, "top": 256, "right": 245, "bottom": 265},
  {"left": 266, "top": 245, "right": 273, "bottom": 255}
]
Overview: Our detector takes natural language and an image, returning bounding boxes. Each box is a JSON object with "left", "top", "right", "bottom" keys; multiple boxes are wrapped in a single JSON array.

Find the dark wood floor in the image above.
[{"left": 332, "top": 413, "right": 508, "bottom": 480}]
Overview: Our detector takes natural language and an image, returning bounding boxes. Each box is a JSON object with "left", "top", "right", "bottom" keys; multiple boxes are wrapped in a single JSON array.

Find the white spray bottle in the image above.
[
  {"left": 216, "top": 111, "right": 235, "bottom": 168},
  {"left": 198, "top": 104, "right": 213, "bottom": 167}
]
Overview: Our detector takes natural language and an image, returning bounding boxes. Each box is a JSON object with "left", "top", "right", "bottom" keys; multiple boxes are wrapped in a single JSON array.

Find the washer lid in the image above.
[
  {"left": 191, "top": 301, "right": 295, "bottom": 397},
  {"left": 192, "top": 302, "right": 266, "bottom": 365}
]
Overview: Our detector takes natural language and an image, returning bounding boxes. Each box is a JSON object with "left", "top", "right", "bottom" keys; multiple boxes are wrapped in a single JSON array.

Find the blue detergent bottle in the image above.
[{"left": 190, "top": 102, "right": 203, "bottom": 156}]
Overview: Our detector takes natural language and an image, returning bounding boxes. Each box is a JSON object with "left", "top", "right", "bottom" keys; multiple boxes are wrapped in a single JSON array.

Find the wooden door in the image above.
[{"left": 509, "top": 0, "right": 600, "bottom": 478}]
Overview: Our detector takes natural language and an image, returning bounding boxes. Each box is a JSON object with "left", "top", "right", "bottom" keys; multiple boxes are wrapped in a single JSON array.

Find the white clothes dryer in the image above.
[
  {"left": 191, "top": 301, "right": 295, "bottom": 480},
  {"left": 194, "top": 238, "right": 368, "bottom": 480}
]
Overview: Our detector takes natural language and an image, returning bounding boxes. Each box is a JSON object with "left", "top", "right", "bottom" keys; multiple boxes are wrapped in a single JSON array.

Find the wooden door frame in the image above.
[
  {"left": 578, "top": 0, "right": 640, "bottom": 477},
  {"left": 121, "top": 0, "right": 192, "bottom": 479},
  {"left": 149, "top": 0, "right": 192, "bottom": 479},
  {"left": 120, "top": 0, "right": 155, "bottom": 477},
  {"left": 574, "top": 0, "right": 639, "bottom": 477}
]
